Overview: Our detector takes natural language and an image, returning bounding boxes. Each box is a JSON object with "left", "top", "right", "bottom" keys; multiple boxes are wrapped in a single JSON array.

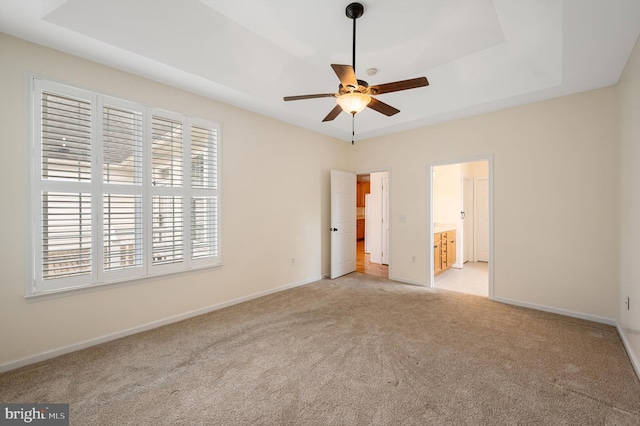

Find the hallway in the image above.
[{"left": 356, "top": 240, "right": 388, "bottom": 278}]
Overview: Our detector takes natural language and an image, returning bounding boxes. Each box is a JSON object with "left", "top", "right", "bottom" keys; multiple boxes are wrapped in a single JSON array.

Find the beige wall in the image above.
[
  {"left": 463, "top": 161, "right": 489, "bottom": 178},
  {"left": 0, "top": 34, "right": 347, "bottom": 368},
  {"left": 350, "top": 84, "right": 619, "bottom": 320},
  {"left": 433, "top": 163, "right": 461, "bottom": 227},
  {"left": 618, "top": 35, "right": 640, "bottom": 369}
]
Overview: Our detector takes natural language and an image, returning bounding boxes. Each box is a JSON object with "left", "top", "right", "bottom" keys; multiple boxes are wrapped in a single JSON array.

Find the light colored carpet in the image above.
[{"left": 1, "top": 273, "right": 639, "bottom": 425}]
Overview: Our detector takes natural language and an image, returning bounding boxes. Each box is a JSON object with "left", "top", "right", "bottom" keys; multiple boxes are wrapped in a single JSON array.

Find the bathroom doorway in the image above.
[{"left": 430, "top": 159, "right": 492, "bottom": 298}]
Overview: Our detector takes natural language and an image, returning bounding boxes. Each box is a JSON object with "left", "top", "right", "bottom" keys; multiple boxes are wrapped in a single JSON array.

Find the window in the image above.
[{"left": 30, "top": 78, "right": 221, "bottom": 295}]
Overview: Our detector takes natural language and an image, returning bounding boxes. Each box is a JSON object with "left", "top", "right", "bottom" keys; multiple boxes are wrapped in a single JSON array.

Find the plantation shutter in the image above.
[
  {"left": 152, "top": 195, "right": 184, "bottom": 264},
  {"left": 31, "top": 78, "right": 222, "bottom": 295},
  {"left": 40, "top": 91, "right": 93, "bottom": 282},
  {"left": 41, "top": 192, "right": 92, "bottom": 280},
  {"left": 151, "top": 116, "right": 183, "bottom": 187},
  {"left": 41, "top": 92, "right": 92, "bottom": 182},
  {"left": 102, "top": 103, "right": 144, "bottom": 273},
  {"left": 151, "top": 115, "right": 184, "bottom": 266},
  {"left": 190, "top": 125, "right": 217, "bottom": 189},
  {"left": 103, "top": 106, "right": 143, "bottom": 185},
  {"left": 190, "top": 124, "right": 219, "bottom": 261}
]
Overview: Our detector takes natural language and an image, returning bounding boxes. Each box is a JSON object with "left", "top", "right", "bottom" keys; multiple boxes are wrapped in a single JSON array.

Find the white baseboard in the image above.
[
  {"left": 388, "top": 275, "right": 429, "bottom": 287},
  {"left": 0, "top": 276, "right": 321, "bottom": 374},
  {"left": 616, "top": 325, "right": 640, "bottom": 380},
  {"left": 492, "top": 296, "right": 616, "bottom": 325}
]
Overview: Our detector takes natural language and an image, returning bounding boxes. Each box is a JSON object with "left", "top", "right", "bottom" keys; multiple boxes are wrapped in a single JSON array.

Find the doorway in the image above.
[
  {"left": 429, "top": 159, "right": 493, "bottom": 298},
  {"left": 356, "top": 172, "right": 389, "bottom": 278}
]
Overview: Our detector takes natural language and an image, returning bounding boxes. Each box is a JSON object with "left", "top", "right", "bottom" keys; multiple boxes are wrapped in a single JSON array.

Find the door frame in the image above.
[
  {"left": 427, "top": 155, "right": 494, "bottom": 299},
  {"left": 356, "top": 168, "right": 392, "bottom": 276}
]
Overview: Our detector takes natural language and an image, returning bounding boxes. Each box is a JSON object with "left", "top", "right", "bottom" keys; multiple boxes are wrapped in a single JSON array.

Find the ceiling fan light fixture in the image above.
[{"left": 336, "top": 92, "right": 371, "bottom": 115}]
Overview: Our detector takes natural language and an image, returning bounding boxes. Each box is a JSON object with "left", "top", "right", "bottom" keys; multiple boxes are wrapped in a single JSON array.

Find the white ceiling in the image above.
[{"left": 1, "top": 0, "right": 640, "bottom": 142}]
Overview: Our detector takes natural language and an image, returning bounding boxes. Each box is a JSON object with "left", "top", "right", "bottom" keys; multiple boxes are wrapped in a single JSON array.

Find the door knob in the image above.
[{"left": 330, "top": 228, "right": 338, "bottom": 232}]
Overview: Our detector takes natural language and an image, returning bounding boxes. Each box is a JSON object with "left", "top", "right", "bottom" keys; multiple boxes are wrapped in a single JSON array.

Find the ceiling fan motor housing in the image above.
[
  {"left": 339, "top": 79, "right": 370, "bottom": 95},
  {"left": 346, "top": 3, "right": 364, "bottom": 19}
]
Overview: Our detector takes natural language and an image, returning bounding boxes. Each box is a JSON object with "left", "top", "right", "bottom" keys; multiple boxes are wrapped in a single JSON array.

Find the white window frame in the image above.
[{"left": 28, "top": 77, "right": 221, "bottom": 296}]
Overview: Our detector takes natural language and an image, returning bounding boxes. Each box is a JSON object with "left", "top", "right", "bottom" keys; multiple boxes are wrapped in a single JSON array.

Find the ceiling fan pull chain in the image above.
[{"left": 351, "top": 113, "right": 355, "bottom": 145}]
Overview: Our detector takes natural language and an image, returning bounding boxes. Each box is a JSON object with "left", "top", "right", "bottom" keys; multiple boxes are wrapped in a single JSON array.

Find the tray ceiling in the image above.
[{"left": 1, "top": 0, "right": 639, "bottom": 142}]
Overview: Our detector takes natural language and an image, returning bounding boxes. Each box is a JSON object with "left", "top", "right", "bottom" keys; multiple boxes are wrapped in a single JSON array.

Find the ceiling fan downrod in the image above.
[{"left": 346, "top": 2, "right": 364, "bottom": 74}]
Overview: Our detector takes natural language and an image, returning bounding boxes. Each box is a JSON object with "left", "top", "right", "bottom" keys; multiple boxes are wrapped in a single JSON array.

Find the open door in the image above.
[
  {"left": 330, "top": 170, "right": 356, "bottom": 279},
  {"left": 463, "top": 177, "right": 474, "bottom": 263},
  {"left": 368, "top": 171, "right": 389, "bottom": 265}
]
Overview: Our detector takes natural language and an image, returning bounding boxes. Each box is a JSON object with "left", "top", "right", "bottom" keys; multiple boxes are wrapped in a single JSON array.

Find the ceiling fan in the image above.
[{"left": 283, "top": 2, "right": 429, "bottom": 140}]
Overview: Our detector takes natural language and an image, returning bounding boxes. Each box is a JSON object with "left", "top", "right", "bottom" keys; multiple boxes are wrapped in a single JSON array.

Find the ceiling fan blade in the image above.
[
  {"left": 367, "top": 97, "right": 400, "bottom": 116},
  {"left": 368, "top": 77, "right": 429, "bottom": 95},
  {"left": 284, "top": 93, "right": 336, "bottom": 101},
  {"left": 322, "top": 104, "right": 343, "bottom": 122},
  {"left": 331, "top": 64, "right": 358, "bottom": 88}
]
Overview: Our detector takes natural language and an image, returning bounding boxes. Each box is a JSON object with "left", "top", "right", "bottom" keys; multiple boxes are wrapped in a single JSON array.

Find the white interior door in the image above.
[
  {"left": 368, "top": 172, "right": 388, "bottom": 265},
  {"left": 381, "top": 175, "right": 390, "bottom": 265},
  {"left": 474, "top": 177, "right": 489, "bottom": 262},
  {"left": 364, "top": 193, "right": 370, "bottom": 254},
  {"left": 463, "top": 177, "right": 474, "bottom": 263},
  {"left": 330, "top": 170, "right": 356, "bottom": 279}
]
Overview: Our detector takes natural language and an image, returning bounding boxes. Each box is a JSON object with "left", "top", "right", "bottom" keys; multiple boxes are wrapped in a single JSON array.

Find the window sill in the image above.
[{"left": 24, "top": 262, "right": 223, "bottom": 302}]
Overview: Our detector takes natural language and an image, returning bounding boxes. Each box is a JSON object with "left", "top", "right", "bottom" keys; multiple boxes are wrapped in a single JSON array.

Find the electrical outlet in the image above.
[
  {"left": 411, "top": 256, "right": 416, "bottom": 263},
  {"left": 291, "top": 257, "right": 295, "bottom": 266}
]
